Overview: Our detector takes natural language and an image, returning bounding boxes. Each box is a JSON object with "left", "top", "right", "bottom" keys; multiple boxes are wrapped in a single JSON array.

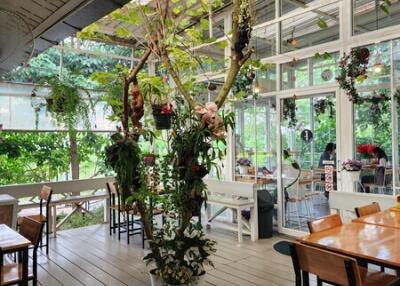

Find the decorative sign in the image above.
[
  {"left": 321, "top": 69, "right": 333, "bottom": 81},
  {"left": 301, "top": 129, "right": 313, "bottom": 143},
  {"left": 324, "top": 161, "right": 335, "bottom": 192}
]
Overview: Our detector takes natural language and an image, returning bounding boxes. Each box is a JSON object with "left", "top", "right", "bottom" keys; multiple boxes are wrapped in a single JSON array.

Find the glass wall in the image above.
[{"left": 280, "top": 93, "right": 336, "bottom": 231}]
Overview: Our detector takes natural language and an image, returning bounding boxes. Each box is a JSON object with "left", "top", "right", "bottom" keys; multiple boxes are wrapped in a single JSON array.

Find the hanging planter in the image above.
[
  {"left": 152, "top": 103, "right": 173, "bottom": 130},
  {"left": 143, "top": 154, "right": 156, "bottom": 166}
]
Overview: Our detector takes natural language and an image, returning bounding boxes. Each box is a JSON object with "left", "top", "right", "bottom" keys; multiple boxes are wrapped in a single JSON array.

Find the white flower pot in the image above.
[
  {"left": 149, "top": 270, "right": 206, "bottom": 286},
  {"left": 239, "top": 165, "right": 248, "bottom": 175}
]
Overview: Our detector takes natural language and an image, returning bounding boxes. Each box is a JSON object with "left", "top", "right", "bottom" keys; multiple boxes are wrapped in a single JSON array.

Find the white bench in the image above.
[{"left": 205, "top": 179, "right": 258, "bottom": 243}]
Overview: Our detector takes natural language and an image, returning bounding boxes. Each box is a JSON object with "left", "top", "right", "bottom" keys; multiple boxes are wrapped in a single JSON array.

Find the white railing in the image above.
[{"left": 0, "top": 177, "right": 115, "bottom": 235}]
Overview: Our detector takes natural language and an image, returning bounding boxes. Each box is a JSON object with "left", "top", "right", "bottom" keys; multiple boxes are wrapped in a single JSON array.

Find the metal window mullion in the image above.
[{"left": 390, "top": 40, "right": 398, "bottom": 195}]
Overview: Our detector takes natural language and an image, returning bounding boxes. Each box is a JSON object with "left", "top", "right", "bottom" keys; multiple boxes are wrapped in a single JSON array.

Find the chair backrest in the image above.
[
  {"left": 290, "top": 242, "right": 362, "bottom": 286},
  {"left": 307, "top": 213, "right": 342, "bottom": 233},
  {"left": 355, "top": 202, "right": 381, "bottom": 218},
  {"left": 19, "top": 217, "right": 44, "bottom": 248},
  {"left": 106, "top": 182, "right": 119, "bottom": 195},
  {"left": 39, "top": 185, "right": 53, "bottom": 216}
]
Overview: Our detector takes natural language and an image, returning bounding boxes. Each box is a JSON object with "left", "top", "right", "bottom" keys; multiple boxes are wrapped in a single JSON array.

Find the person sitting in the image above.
[
  {"left": 372, "top": 146, "right": 388, "bottom": 186},
  {"left": 319, "top": 143, "right": 336, "bottom": 167}
]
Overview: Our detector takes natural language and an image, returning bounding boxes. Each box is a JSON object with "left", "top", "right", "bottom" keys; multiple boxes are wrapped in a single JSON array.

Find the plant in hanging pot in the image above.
[
  {"left": 152, "top": 102, "right": 174, "bottom": 130},
  {"left": 145, "top": 221, "right": 216, "bottom": 286},
  {"left": 143, "top": 153, "right": 157, "bottom": 167}
]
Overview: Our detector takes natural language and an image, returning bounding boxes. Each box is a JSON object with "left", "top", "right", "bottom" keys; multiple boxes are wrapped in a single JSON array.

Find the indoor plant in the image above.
[
  {"left": 237, "top": 158, "right": 251, "bottom": 174},
  {"left": 145, "top": 221, "right": 216, "bottom": 286}
]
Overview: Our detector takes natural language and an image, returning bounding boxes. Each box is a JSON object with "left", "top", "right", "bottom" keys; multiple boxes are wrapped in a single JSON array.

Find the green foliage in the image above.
[
  {"left": 317, "top": 17, "right": 328, "bottom": 29},
  {"left": 40, "top": 76, "right": 93, "bottom": 131},
  {"left": 57, "top": 207, "right": 104, "bottom": 230},
  {"left": 105, "top": 134, "right": 142, "bottom": 203},
  {"left": 0, "top": 131, "right": 110, "bottom": 185}
]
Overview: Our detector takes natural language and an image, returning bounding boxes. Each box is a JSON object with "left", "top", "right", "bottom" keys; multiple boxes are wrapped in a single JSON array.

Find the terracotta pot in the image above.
[{"left": 144, "top": 156, "right": 156, "bottom": 166}]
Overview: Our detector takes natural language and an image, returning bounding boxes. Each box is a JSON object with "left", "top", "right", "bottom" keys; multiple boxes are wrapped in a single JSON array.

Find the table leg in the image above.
[
  {"left": 237, "top": 208, "right": 242, "bottom": 244},
  {"left": 21, "top": 247, "right": 28, "bottom": 286}
]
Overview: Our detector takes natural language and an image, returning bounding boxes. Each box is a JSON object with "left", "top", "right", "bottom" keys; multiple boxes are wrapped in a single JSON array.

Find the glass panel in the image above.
[
  {"left": 194, "top": 43, "right": 226, "bottom": 74},
  {"left": 235, "top": 100, "right": 256, "bottom": 180},
  {"left": 311, "top": 52, "right": 339, "bottom": 85},
  {"left": 282, "top": 0, "right": 318, "bottom": 14},
  {"left": 203, "top": 19, "right": 225, "bottom": 39},
  {"left": 281, "top": 4, "right": 339, "bottom": 53},
  {"left": 255, "top": 0, "right": 275, "bottom": 24},
  {"left": 280, "top": 93, "right": 335, "bottom": 231},
  {"left": 257, "top": 64, "right": 277, "bottom": 93},
  {"left": 252, "top": 25, "right": 277, "bottom": 58},
  {"left": 281, "top": 58, "right": 308, "bottom": 90},
  {"left": 354, "top": 89, "right": 393, "bottom": 195},
  {"left": 353, "top": 0, "right": 400, "bottom": 35}
]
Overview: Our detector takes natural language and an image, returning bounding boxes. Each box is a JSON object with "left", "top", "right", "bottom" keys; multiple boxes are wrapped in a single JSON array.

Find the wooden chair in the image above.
[
  {"left": 1, "top": 217, "right": 44, "bottom": 286},
  {"left": 289, "top": 242, "right": 399, "bottom": 286},
  {"left": 355, "top": 202, "right": 381, "bottom": 218},
  {"left": 106, "top": 182, "right": 144, "bottom": 247},
  {"left": 18, "top": 186, "right": 52, "bottom": 255},
  {"left": 355, "top": 202, "right": 385, "bottom": 272},
  {"left": 307, "top": 213, "right": 342, "bottom": 233}
]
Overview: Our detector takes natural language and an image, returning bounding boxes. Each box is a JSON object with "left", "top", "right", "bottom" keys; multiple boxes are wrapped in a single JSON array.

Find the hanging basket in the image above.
[{"left": 152, "top": 105, "right": 172, "bottom": 130}]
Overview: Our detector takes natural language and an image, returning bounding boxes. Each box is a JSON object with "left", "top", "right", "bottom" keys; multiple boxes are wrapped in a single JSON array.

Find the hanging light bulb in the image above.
[
  {"left": 253, "top": 76, "right": 260, "bottom": 93},
  {"left": 373, "top": 52, "right": 384, "bottom": 74}
]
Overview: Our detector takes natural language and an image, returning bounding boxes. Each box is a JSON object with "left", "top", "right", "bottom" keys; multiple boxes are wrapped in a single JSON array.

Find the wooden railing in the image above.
[{"left": 0, "top": 177, "right": 115, "bottom": 235}]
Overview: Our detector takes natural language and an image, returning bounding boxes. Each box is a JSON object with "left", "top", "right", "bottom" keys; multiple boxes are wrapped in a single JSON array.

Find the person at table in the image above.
[
  {"left": 318, "top": 143, "right": 337, "bottom": 197},
  {"left": 372, "top": 146, "right": 388, "bottom": 186},
  {"left": 319, "top": 143, "right": 336, "bottom": 167}
]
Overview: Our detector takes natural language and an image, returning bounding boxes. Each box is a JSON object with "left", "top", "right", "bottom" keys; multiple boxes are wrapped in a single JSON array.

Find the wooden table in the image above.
[
  {"left": 353, "top": 209, "right": 400, "bottom": 229},
  {"left": 0, "top": 194, "right": 18, "bottom": 229},
  {"left": 298, "top": 223, "right": 400, "bottom": 272},
  {"left": 0, "top": 224, "right": 31, "bottom": 285}
]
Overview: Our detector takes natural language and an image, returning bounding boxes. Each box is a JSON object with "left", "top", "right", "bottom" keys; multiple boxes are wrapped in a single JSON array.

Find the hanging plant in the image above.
[
  {"left": 283, "top": 96, "right": 297, "bottom": 128},
  {"left": 314, "top": 97, "right": 335, "bottom": 121},
  {"left": 336, "top": 47, "right": 370, "bottom": 104}
]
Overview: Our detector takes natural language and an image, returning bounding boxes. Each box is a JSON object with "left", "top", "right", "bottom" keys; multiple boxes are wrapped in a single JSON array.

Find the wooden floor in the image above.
[{"left": 33, "top": 223, "right": 308, "bottom": 286}]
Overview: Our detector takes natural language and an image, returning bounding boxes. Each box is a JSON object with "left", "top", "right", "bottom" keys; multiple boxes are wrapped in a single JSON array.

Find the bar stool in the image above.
[
  {"left": 106, "top": 182, "right": 144, "bottom": 247},
  {"left": 18, "top": 185, "right": 52, "bottom": 255}
]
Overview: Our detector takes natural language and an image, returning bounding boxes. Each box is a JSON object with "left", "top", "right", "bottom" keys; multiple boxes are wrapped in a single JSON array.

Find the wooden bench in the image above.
[
  {"left": 0, "top": 177, "right": 114, "bottom": 236},
  {"left": 204, "top": 179, "right": 258, "bottom": 243}
]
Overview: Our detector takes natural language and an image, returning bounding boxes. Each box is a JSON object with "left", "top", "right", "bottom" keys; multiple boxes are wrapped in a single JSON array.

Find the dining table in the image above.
[
  {"left": 0, "top": 194, "right": 18, "bottom": 229},
  {"left": 0, "top": 224, "right": 31, "bottom": 285},
  {"left": 297, "top": 222, "right": 400, "bottom": 275},
  {"left": 353, "top": 208, "right": 400, "bottom": 229}
]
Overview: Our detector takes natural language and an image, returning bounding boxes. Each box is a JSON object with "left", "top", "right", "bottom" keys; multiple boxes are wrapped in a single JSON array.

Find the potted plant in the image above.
[
  {"left": 143, "top": 153, "right": 157, "bottom": 167},
  {"left": 145, "top": 221, "right": 216, "bottom": 286},
  {"left": 152, "top": 103, "right": 173, "bottom": 130},
  {"left": 357, "top": 144, "right": 376, "bottom": 164},
  {"left": 342, "top": 159, "right": 362, "bottom": 171},
  {"left": 237, "top": 158, "right": 251, "bottom": 174}
]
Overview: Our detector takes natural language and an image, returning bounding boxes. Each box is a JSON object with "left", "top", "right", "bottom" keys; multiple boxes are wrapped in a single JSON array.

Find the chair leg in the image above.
[
  {"left": 109, "top": 207, "right": 112, "bottom": 236},
  {"left": 141, "top": 221, "right": 145, "bottom": 249},
  {"left": 46, "top": 221, "right": 49, "bottom": 255},
  {"left": 302, "top": 271, "right": 310, "bottom": 286},
  {"left": 127, "top": 212, "right": 130, "bottom": 245},
  {"left": 118, "top": 211, "right": 121, "bottom": 240},
  {"left": 33, "top": 250, "right": 38, "bottom": 286},
  {"left": 317, "top": 277, "right": 323, "bottom": 286}
]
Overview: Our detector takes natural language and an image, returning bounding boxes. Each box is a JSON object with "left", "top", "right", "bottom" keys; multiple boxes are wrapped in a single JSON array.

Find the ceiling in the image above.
[{"left": 0, "top": 0, "right": 130, "bottom": 73}]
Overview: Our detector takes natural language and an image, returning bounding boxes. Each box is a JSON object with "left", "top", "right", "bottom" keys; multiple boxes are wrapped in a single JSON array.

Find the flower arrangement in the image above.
[
  {"left": 357, "top": 144, "right": 376, "bottom": 158},
  {"left": 152, "top": 103, "right": 174, "bottom": 129},
  {"left": 342, "top": 159, "right": 362, "bottom": 171},
  {"left": 144, "top": 221, "right": 216, "bottom": 286},
  {"left": 237, "top": 158, "right": 251, "bottom": 166},
  {"left": 336, "top": 47, "right": 370, "bottom": 104},
  {"left": 195, "top": 102, "right": 225, "bottom": 139}
]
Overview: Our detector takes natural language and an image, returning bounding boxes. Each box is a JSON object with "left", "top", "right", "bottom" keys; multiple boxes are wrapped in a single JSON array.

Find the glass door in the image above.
[{"left": 279, "top": 92, "right": 337, "bottom": 232}]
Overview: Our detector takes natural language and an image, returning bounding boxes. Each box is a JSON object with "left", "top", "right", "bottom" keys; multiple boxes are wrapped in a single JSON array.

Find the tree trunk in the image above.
[{"left": 70, "top": 131, "right": 79, "bottom": 180}]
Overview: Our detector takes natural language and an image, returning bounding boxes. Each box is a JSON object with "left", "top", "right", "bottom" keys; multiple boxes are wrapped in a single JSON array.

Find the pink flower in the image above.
[{"left": 161, "top": 103, "right": 173, "bottom": 114}]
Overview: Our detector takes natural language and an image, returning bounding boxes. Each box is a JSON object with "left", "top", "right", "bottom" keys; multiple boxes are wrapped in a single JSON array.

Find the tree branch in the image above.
[{"left": 160, "top": 48, "right": 197, "bottom": 109}]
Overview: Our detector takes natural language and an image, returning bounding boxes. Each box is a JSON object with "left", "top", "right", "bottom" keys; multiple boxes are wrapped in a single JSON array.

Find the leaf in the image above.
[
  {"left": 317, "top": 17, "right": 328, "bottom": 29},
  {"left": 314, "top": 52, "right": 321, "bottom": 59},
  {"left": 379, "top": 4, "right": 390, "bottom": 15},
  {"left": 200, "top": 19, "right": 209, "bottom": 31},
  {"left": 217, "top": 40, "right": 228, "bottom": 49},
  {"left": 323, "top": 52, "right": 332, "bottom": 60},
  {"left": 116, "top": 27, "right": 130, "bottom": 38}
]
